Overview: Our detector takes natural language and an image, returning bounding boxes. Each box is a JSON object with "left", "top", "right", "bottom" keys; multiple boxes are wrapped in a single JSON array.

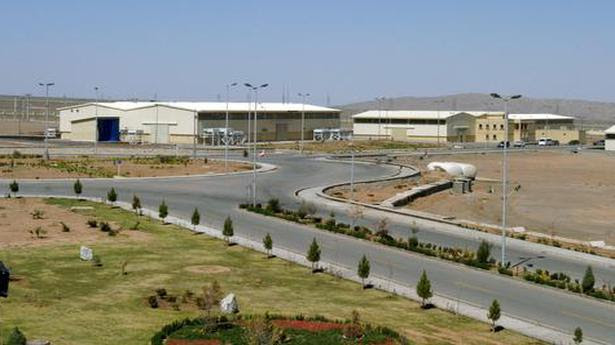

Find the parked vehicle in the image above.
[
  {"left": 497, "top": 141, "right": 510, "bottom": 148},
  {"left": 593, "top": 139, "right": 605, "bottom": 146},
  {"left": 513, "top": 140, "right": 526, "bottom": 148},
  {"left": 538, "top": 138, "right": 549, "bottom": 146}
]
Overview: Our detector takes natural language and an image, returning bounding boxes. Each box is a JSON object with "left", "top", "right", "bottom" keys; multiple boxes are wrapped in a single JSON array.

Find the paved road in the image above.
[{"left": 6, "top": 153, "right": 615, "bottom": 344}]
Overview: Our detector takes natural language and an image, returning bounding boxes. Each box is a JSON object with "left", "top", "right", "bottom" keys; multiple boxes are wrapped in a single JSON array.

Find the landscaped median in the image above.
[
  {"left": 0, "top": 197, "right": 540, "bottom": 345},
  {"left": 240, "top": 199, "right": 615, "bottom": 303}
]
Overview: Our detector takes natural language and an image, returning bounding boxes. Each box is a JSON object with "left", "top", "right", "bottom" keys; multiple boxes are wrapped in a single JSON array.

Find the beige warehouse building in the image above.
[{"left": 59, "top": 101, "right": 340, "bottom": 144}]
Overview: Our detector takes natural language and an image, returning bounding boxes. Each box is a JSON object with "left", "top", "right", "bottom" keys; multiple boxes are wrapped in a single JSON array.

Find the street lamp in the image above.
[
  {"left": 298, "top": 92, "right": 310, "bottom": 153},
  {"left": 349, "top": 142, "right": 355, "bottom": 202},
  {"left": 489, "top": 92, "right": 522, "bottom": 266},
  {"left": 94, "top": 86, "right": 100, "bottom": 155},
  {"left": 225, "top": 82, "right": 238, "bottom": 172},
  {"left": 37, "top": 82, "right": 55, "bottom": 160},
  {"left": 244, "top": 82, "right": 269, "bottom": 207}
]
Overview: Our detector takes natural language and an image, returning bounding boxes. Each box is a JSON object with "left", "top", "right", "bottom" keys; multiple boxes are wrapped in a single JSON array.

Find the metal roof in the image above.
[
  {"left": 60, "top": 101, "right": 339, "bottom": 113},
  {"left": 508, "top": 113, "right": 574, "bottom": 121},
  {"left": 352, "top": 110, "right": 502, "bottom": 120},
  {"left": 605, "top": 125, "right": 615, "bottom": 134}
]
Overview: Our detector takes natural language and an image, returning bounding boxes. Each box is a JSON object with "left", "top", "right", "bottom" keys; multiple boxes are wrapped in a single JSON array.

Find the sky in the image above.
[{"left": 1, "top": 0, "right": 614, "bottom": 105}]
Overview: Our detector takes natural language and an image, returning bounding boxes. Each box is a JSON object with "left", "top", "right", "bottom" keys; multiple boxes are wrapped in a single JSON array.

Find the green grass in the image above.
[{"left": 0, "top": 198, "right": 543, "bottom": 345}]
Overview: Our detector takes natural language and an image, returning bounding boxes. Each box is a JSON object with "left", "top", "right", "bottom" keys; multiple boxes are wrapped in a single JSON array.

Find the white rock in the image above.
[
  {"left": 80, "top": 246, "right": 93, "bottom": 261},
  {"left": 219, "top": 293, "right": 239, "bottom": 314},
  {"left": 589, "top": 240, "right": 605, "bottom": 248}
]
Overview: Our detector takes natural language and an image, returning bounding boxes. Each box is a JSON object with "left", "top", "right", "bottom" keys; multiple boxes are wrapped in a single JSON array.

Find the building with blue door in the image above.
[{"left": 59, "top": 101, "right": 340, "bottom": 144}]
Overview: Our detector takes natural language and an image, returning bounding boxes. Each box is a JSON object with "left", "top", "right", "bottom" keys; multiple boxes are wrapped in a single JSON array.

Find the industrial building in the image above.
[
  {"left": 59, "top": 101, "right": 340, "bottom": 144},
  {"left": 605, "top": 125, "right": 615, "bottom": 151},
  {"left": 352, "top": 110, "right": 500, "bottom": 142},
  {"left": 352, "top": 110, "right": 582, "bottom": 144}
]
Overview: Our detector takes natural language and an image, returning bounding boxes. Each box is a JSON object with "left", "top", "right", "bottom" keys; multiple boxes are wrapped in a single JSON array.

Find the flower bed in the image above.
[{"left": 152, "top": 314, "right": 408, "bottom": 345}]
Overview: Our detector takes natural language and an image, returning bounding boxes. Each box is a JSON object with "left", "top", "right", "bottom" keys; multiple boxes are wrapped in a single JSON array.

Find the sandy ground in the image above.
[
  {"left": 326, "top": 170, "right": 449, "bottom": 204},
  {"left": 0, "top": 198, "right": 148, "bottom": 248},
  {"left": 392, "top": 151, "right": 615, "bottom": 245},
  {"left": 0, "top": 156, "right": 250, "bottom": 179}
]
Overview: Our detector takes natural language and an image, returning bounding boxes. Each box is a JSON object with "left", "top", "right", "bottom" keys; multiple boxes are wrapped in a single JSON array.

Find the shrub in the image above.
[
  {"left": 73, "top": 179, "right": 83, "bottom": 196},
  {"left": 30, "top": 209, "right": 45, "bottom": 219},
  {"left": 158, "top": 200, "right": 169, "bottom": 221},
  {"left": 156, "top": 288, "right": 168, "bottom": 299},
  {"left": 476, "top": 240, "right": 491, "bottom": 264},
  {"left": 148, "top": 295, "right": 159, "bottom": 308},
  {"left": 9, "top": 180, "right": 18, "bottom": 196},
  {"left": 29, "top": 226, "right": 47, "bottom": 239},
  {"left": 107, "top": 187, "right": 117, "bottom": 203},
  {"left": 99, "top": 222, "right": 111, "bottom": 232},
  {"left": 6, "top": 327, "right": 26, "bottom": 345},
  {"left": 92, "top": 255, "right": 103, "bottom": 267},
  {"left": 297, "top": 200, "right": 317, "bottom": 219},
  {"left": 223, "top": 216, "right": 234, "bottom": 244},
  {"left": 266, "top": 198, "right": 281, "bottom": 213},
  {"left": 60, "top": 221, "right": 70, "bottom": 232},
  {"left": 582, "top": 266, "right": 595, "bottom": 293},
  {"left": 87, "top": 219, "right": 98, "bottom": 228},
  {"left": 132, "top": 194, "right": 141, "bottom": 213}
]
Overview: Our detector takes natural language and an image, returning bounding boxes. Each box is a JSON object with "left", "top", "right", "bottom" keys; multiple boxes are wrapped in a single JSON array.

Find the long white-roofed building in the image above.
[
  {"left": 59, "top": 101, "right": 340, "bottom": 144},
  {"left": 352, "top": 110, "right": 501, "bottom": 143}
]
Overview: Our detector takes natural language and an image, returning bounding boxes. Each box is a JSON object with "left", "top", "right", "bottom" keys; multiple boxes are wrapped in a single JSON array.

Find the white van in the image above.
[{"left": 538, "top": 138, "right": 550, "bottom": 146}]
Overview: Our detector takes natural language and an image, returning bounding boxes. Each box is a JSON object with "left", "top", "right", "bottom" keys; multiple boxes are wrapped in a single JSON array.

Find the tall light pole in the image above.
[
  {"left": 298, "top": 92, "right": 310, "bottom": 153},
  {"left": 244, "top": 83, "right": 268, "bottom": 207},
  {"left": 349, "top": 142, "right": 355, "bottom": 202},
  {"left": 94, "top": 86, "right": 99, "bottom": 155},
  {"left": 490, "top": 93, "right": 522, "bottom": 266},
  {"left": 38, "top": 82, "right": 54, "bottom": 160},
  {"left": 434, "top": 99, "right": 445, "bottom": 146},
  {"left": 225, "top": 82, "right": 238, "bottom": 172}
]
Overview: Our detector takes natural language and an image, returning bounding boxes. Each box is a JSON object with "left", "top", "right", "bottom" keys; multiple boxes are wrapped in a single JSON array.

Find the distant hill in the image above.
[{"left": 338, "top": 93, "right": 615, "bottom": 130}]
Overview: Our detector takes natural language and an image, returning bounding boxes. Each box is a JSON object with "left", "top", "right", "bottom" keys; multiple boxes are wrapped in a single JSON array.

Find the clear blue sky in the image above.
[{"left": 2, "top": 0, "right": 614, "bottom": 105}]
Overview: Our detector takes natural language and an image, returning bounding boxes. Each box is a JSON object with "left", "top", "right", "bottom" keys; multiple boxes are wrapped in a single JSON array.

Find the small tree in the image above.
[
  {"left": 6, "top": 327, "right": 27, "bottom": 345},
  {"left": 223, "top": 216, "right": 234, "bottom": 244},
  {"left": 476, "top": 239, "right": 491, "bottom": 264},
  {"left": 416, "top": 270, "right": 432, "bottom": 308},
  {"left": 132, "top": 194, "right": 141, "bottom": 214},
  {"left": 349, "top": 204, "right": 364, "bottom": 228},
  {"left": 9, "top": 180, "right": 19, "bottom": 197},
  {"left": 198, "top": 280, "right": 224, "bottom": 332},
  {"left": 158, "top": 200, "right": 168, "bottom": 222},
  {"left": 307, "top": 238, "right": 321, "bottom": 272},
  {"left": 191, "top": 208, "right": 200, "bottom": 230},
  {"left": 73, "top": 179, "right": 83, "bottom": 198},
  {"left": 263, "top": 233, "right": 273, "bottom": 257},
  {"left": 297, "top": 200, "right": 317, "bottom": 219},
  {"left": 266, "top": 198, "right": 281, "bottom": 213},
  {"left": 357, "top": 254, "right": 370, "bottom": 288},
  {"left": 487, "top": 299, "right": 501, "bottom": 331},
  {"left": 581, "top": 266, "right": 595, "bottom": 293},
  {"left": 573, "top": 326, "right": 583, "bottom": 344},
  {"left": 107, "top": 187, "right": 117, "bottom": 204}
]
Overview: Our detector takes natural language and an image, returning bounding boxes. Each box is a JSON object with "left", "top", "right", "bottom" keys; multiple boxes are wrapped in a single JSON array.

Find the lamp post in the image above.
[
  {"left": 349, "top": 142, "right": 355, "bottom": 202},
  {"left": 94, "top": 86, "right": 99, "bottom": 155},
  {"left": 434, "top": 99, "right": 445, "bottom": 146},
  {"left": 490, "top": 93, "right": 522, "bottom": 266},
  {"left": 244, "top": 83, "right": 268, "bottom": 207},
  {"left": 225, "top": 82, "right": 238, "bottom": 172},
  {"left": 38, "top": 82, "right": 54, "bottom": 160},
  {"left": 298, "top": 92, "right": 310, "bottom": 153}
]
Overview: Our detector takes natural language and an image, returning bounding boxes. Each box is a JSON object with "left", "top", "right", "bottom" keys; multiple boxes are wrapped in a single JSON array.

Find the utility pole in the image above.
[
  {"left": 38, "top": 82, "right": 55, "bottom": 160},
  {"left": 225, "top": 82, "right": 238, "bottom": 172},
  {"left": 244, "top": 83, "right": 269, "bottom": 207},
  {"left": 94, "top": 86, "right": 99, "bottom": 155},
  {"left": 298, "top": 92, "right": 310, "bottom": 153},
  {"left": 490, "top": 93, "right": 522, "bottom": 266}
]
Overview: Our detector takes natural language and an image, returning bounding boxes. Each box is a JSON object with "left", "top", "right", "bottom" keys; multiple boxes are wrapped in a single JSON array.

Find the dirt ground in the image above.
[
  {"left": 326, "top": 170, "right": 449, "bottom": 204},
  {"left": 0, "top": 198, "right": 148, "bottom": 248},
  {"left": 0, "top": 156, "right": 250, "bottom": 179},
  {"left": 392, "top": 151, "right": 615, "bottom": 245}
]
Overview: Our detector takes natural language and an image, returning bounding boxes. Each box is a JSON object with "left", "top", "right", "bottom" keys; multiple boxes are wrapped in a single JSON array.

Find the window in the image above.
[
  {"left": 493, "top": 124, "right": 497, "bottom": 130},
  {"left": 485, "top": 134, "right": 489, "bottom": 140},
  {"left": 479, "top": 124, "right": 483, "bottom": 129},
  {"left": 500, "top": 124, "right": 504, "bottom": 130},
  {"left": 493, "top": 134, "right": 497, "bottom": 140}
]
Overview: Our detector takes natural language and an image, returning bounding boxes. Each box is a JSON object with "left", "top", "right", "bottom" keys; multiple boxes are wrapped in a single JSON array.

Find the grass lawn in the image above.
[{"left": 0, "top": 198, "right": 543, "bottom": 345}]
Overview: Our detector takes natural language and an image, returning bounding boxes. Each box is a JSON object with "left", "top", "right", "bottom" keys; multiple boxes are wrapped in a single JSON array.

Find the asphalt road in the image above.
[{"left": 6, "top": 153, "right": 615, "bottom": 344}]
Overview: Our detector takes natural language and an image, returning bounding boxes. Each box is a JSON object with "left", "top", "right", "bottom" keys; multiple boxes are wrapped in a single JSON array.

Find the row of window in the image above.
[
  {"left": 201, "top": 112, "right": 338, "bottom": 121},
  {"left": 478, "top": 123, "right": 505, "bottom": 130}
]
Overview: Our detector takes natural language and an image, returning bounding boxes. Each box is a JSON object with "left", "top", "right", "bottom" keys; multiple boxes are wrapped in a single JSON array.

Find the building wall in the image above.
[
  {"left": 199, "top": 112, "right": 339, "bottom": 141},
  {"left": 446, "top": 113, "right": 476, "bottom": 142},
  {"left": 475, "top": 115, "right": 513, "bottom": 142},
  {"left": 353, "top": 122, "right": 448, "bottom": 141},
  {"left": 606, "top": 134, "right": 615, "bottom": 151},
  {"left": 68, "top": 118, "right": 96, "bottom": 141},
  {"left": 535, "top": 128, "right": 583, "bottom": 144}
]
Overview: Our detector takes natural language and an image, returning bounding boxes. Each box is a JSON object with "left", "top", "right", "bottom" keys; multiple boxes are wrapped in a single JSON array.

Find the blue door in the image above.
[{"left": 97, "top": 118, "right": 120, "bottom": 141}]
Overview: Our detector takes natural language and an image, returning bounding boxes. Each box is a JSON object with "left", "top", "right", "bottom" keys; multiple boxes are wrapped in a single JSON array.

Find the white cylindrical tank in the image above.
[{"left": 427, "top": 162, "right": 477, "bottom": 179}]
